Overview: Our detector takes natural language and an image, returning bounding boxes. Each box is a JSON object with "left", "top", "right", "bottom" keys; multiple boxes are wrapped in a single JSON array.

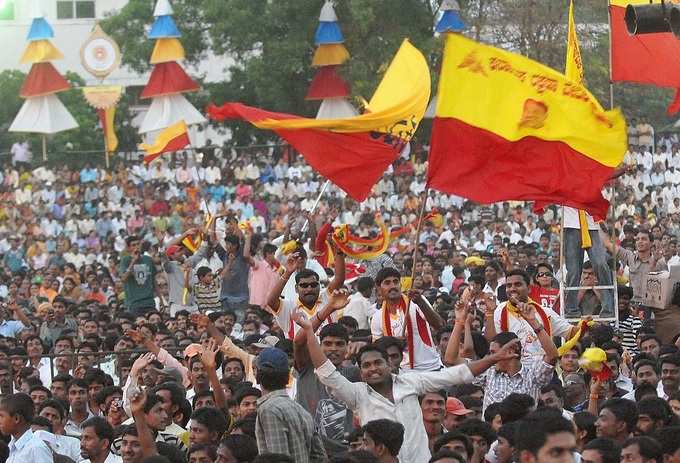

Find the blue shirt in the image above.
[{"left": 0, "top": 320, "right": 27, "bottom": 338}]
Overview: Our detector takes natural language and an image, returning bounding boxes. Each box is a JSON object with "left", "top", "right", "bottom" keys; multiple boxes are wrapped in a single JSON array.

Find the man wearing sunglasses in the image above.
[{"left": 266, "top": 244, "right": 346, "bottom": 339}]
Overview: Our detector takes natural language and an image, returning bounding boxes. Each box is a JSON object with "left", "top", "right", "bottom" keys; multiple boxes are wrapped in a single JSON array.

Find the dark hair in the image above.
[
  {"left": 635, "top": 383, "right": 659, "bottom": 402},
  {"left": 94, "top": 386, "right": 123, "bottom": 407},
  {"left": 623, "top": 436, "right": 662, "bottom": 463},
  {"left": 356, "top": 344, "right": 389, "bottom": 366},
  {"left": 660, "top": 353, "right": 680, "bottom": 368},
  {"left": 29, "top": 385, "right": 51, "bottom": 397},
  {"left": 143, "top": 393, "right": 163, "bottom": 414},
  {"left": 262, "top": 244, "right": 277, "bottom": 256},
  {"left": 339, "top": 316, "right": 358, "bottom": 331},
  {"left": 505, "top": 269, "right": 531, "bottom": 286},
  {"left": 0, "top": 393, "right": 34, "bottom": 422},
  {"left": 433, "top": 431, "right": 473, "bottom": 456},
  {"left": 618, "top": 286, "right": 634, "bottom": 299},
  {"left": 67, "top": 378, "right": 88, "bottom": 393},
  {"left": 515, "top": 412, "right": 574, "bottom": 456},
  {"left": 232, "top": 414, "right": 256, "bottom": 439},
  {"left": 235, "top": 387, "right": 262, "bottom": 406},
  {"left": 196, "top": 266, "right": 212, "bottom": 279},
  {"left": 574, "top": 412, "right": 598, "bottom": 446},
  {"left": 491, "top": 331, "right": 520, "bottom": 350},
  {"left": 152, "top": 382, "right": 186, "bottom": 407},
  {"left": 540, "top": 383, "right": 565, "bottom": 400},
  {"left": 654, "top": 427, "right": 680, "bottom": 457},
  {"left": 634, "top": 359, "right": 659, "bottom": 376},
  {"left": 483, "top": 402, "right": 503, "bottom": 424},
  {"left": 319, "top": 323, "right": 349, "bottom": 343},
  {"left": 31, "top": 415, "right": 52, "bottom": 432},
  {"left": 39, "top": 399, "right": 66, "bottom": 420},
  {"left": 458, "top": 419, "right": 497, "bottom": 446},
  {"left": 374, "top": 267, "right": 401, "bottom": 286},
  {"left": 500, "top": 393, "right": 535, "bottom": 423},
  {"left": 584, "top": 438, "right": 622, "bottom": 463},
  {"left": 356, "top": 277, "right": 375, "bottom": 293},
  {"left": 125, "top": 235, "right": 141, "bottom": 246},
  {"left": 84, "top": 368, "right": 108, "bottom": 386},
  {"left": 255, "top": 368, "right": 289, "bottom": 391},
  {"left": 219, "top": 435, "right": 258, "bottom": 463},
  {"left": 190, "top": 407, "right": 228, "bottom": 439},
  {"left": 600, "top": 398, "right": 638, "bottom": 434},
  {"left": 295, "top": 268, "right": 319, "bottom": 284},
  {"left": 224, "top": 234, "right": 240, "bottom": 249},
  {"left": 188, "top": 444, "right": 217, "bottom": 461},
  {"left": 362, "top": 419, "right": 405, "bottom": 457},
  {"left": 637, "top": 397, "right": 671, "bottom": 424},
  {"left": 429, "top": 449, "right": 466, "bottom": 463},
  {"left": 498, "top": 422, "right": 520, "bottom": 446},
  {"left": 373, "top": 336, "right": 403, "bottom": 354},
  {"left": 81, "top": 416, "right": 114, "bottom": 445},
  {"left": 253, "top": 454, "right": 294, "bottom": 463},
  {"left": 640, "top": 335, "right": 662, "bottom": 348}
]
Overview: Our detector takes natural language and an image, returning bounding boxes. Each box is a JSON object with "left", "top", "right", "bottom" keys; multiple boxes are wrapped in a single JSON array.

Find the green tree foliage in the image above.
[{"left": 0, "top": 70, "right": 26, "bottom": 150}]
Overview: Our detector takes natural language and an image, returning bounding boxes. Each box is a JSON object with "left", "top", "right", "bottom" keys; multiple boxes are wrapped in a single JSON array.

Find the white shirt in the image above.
[
  {"left": 493, "top": 302, "right": 572, "bottom": 359},
  {"left": 315, "top": 359, "right": 474, "bottom": 463},
  {"left": 80, "top": 452, "right": 123, "bottom": 463},
  {"left": 371, "top": 301, "right": 442, "bottom": 371},
  {"left": 343, "top": 293, "right": 377, "bottom": 330},
  {"left": 8, "top": 429, "right": 53, "bottom": 463},
  {"left": 563, "top": 207, "right": 598, "bottom": 230},
  {"left": 34, "top": 430, "right": 80, "bottom": 462}
]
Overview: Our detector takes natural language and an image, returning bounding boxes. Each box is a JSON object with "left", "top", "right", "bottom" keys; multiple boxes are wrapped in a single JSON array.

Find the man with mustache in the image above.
[
  {"left": 266, "top": 243, "right": 345, "bottom": 340},
  {"left": 369, "top": 267, "right": 444, "bottom": 371},
  {"left": 487, "top": 269, "right": 580, "bottom": 360}
]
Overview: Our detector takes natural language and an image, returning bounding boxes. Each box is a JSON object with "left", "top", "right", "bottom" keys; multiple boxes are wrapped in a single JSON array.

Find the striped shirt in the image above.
[
  {"left": 615, "top": 314, "right": 642, "bottom": 355},
  {"left": 474, "top": 358, "right": 555, "bottom": 413},
  {"left": 193, "top": 279, "right": 222, "bottom": 311}
]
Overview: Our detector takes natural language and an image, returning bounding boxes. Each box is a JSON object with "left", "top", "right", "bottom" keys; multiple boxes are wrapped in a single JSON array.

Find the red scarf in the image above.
[
  {"left": 500, "top": 298, "right": 552, "bottom": 336},
  {"left": 382, "top": 295, "right": 433, "bottom": 369}
]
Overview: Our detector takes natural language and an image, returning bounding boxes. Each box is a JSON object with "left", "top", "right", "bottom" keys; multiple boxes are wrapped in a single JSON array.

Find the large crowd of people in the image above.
[{"left": 0, "top": 131, "right": 677, "bottom": 463}]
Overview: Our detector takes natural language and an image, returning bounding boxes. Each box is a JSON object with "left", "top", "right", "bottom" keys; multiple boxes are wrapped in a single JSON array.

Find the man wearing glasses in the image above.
[{"left": 266, "top": 245, "right": 345, "bottom": 339}]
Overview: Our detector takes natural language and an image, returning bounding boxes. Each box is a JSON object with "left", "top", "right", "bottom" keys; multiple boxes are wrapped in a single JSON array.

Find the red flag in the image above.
[{"left": 610, "top": 2, "right": 680, "bottom": 114}]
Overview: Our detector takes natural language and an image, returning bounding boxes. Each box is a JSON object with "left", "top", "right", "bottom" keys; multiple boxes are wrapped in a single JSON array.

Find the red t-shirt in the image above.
[{"left": 529, "top": 285, "right": 560, "bottom": 314}]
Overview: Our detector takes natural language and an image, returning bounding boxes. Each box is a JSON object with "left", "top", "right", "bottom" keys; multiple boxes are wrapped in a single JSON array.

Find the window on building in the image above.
[
  {"left": 0, "top": 1, "right": 15, "bottom": 20},
  {"left": 56, "top": 0, "right": 95, "bottom": 19}
]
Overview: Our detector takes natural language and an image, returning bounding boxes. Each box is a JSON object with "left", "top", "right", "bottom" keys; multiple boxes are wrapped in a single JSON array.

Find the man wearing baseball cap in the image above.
[
  {"left": 444, "top": 397, "right": 474, "bottom": 431},
  {"left": 254, "top": 347, "right": 325, "bottom": 462}
]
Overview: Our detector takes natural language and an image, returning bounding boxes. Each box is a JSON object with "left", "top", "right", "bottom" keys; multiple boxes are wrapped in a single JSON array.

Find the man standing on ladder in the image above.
[{"left": 562, "top": 207, "right": 615, "bottom": 319}]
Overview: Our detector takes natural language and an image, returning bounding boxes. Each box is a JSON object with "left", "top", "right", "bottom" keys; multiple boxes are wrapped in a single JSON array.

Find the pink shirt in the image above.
[{"left": 248, "top": 258, "right": 279, "bottom": 306}]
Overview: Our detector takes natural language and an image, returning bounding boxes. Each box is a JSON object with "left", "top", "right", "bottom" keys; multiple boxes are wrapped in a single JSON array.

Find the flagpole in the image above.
[
  {"left": 301, "top": 179, "right": 330, "bottom": 234},
  {"left": 410, "top": 187, "right": 430, "bottom": 281},
  {"left": 42, "top": 135, "right": 47, "bottom": 162}
]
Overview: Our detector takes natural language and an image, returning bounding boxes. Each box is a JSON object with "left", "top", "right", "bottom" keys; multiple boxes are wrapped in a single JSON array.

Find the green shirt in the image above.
[{"left": 119, "top": 254, "right": 157, "bottom": 311}]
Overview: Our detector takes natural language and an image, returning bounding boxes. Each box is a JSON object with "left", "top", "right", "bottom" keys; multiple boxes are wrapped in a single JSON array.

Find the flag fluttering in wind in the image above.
[
  {"left": 208, "top": 39, "right": 430, "bottom": 201},
  {"left": 426, "top": 34, "right": 626, "bottom": 221},
  {"left": 139, "top": 0, "right": 204, "bottom": 134},
  {"left": 610, "top": 0, "right": 680, "bottom": 114},
  {"left": 140, "top": 120, "right": 190, "bottom": 164},
  {"left": 10, "top": 1, "right": 77, "bottom": 144}
]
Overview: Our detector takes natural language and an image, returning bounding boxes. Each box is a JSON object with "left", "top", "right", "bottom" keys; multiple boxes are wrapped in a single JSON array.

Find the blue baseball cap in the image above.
[{"left": 255, "top": 347, "right": 289, "bottom": 373}]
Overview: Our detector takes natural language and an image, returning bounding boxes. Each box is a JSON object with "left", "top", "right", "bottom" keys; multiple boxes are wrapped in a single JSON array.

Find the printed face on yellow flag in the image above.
[{"left": 435, "top": 34, "right": 627, "bottom": 169}]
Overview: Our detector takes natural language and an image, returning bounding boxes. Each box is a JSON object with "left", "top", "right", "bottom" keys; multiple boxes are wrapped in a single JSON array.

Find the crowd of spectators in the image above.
[{"left": 0, "top": 130, "right": 676, "bottom": 463}]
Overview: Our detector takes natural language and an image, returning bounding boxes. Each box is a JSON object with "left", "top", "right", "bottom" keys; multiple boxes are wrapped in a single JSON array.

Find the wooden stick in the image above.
[{"left": 410, "top": 188, "right": 430, "bottom": 281}]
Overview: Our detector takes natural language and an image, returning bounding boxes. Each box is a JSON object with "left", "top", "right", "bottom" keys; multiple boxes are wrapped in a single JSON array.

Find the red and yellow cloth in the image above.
[{"left": 427, "top": 34, "right": 626, "bottom": 221}]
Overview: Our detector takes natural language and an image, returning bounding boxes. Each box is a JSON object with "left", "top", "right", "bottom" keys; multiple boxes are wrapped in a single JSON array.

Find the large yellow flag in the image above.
[{"left": 427, "top": 34, "right": 627, "bottom": 220}]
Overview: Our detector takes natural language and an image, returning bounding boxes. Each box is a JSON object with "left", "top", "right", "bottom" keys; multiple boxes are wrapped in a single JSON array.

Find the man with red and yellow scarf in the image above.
[
  {"left": 370, "top": 267, "right": 444, "bottom": 371},
  {"left": 485, "top": 269, "right": 583, "bottom": 360}
]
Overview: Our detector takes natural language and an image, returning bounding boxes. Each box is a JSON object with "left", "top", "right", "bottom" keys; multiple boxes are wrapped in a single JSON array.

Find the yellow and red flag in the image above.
[
  {"left": 98, "top": 106, "right": 118, "bottom": 153},
  {"left": 207, "top": 39, "right": 430, "bottom": 202},
  {"left": 610, "top": 0, "right": 680, "bottom": 113},
  {"left": 140, "top": 120, "right": 190, "bottom": 164},
  {"left": 427, "top": 34, "right": 626, "bottom": 221}
]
